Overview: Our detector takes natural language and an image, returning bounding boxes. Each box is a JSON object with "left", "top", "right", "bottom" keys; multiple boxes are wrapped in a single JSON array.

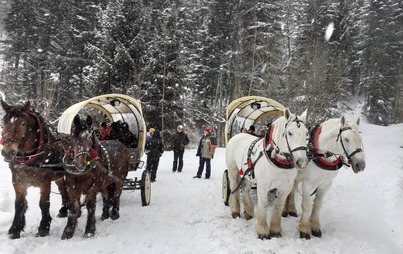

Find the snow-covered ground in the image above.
[{"left": 0, "top": 121, "right": 402, "bottom": 254}]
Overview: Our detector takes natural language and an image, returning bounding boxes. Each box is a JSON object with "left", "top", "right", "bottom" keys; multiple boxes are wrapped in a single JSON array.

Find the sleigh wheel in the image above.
[
  {"left": 222, "top": 169, "right": 231, "bottom": 206},
  {"left": 140, "top": 170, "right": 151, "bottom": 206}
]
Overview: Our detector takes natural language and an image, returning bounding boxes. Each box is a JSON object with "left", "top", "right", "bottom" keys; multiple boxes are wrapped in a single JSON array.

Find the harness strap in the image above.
[
  {"left": 231, "top": 151, "right": 263, "bottom": 194},
  {"left": 264, "top": 124, "right": 296, "bottom": 168},
  {"left": 309, "top": 124, "right": 343, "bottom": 171}
]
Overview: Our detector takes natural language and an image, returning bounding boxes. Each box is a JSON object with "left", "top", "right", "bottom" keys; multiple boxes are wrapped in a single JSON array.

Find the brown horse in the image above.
[
  {"left": 0, "top": 99, "right": 69, "bottom": 239},
  {"left": 61, "top": 115, "right": 129, "bottom": 239}
]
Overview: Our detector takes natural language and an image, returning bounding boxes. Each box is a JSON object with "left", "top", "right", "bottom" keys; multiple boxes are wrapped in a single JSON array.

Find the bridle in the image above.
[
  {"left": 2, "top": 111, "right": 46, "bottom": 164},
  {"left": 63, "top": 128, "right": 100, "bottom": 174},
  {"left": 270, "top": 117, "right": 308, "bottom": 161},
  {"left": 336, "top": 126, "right": 364, "bottom": 165}
]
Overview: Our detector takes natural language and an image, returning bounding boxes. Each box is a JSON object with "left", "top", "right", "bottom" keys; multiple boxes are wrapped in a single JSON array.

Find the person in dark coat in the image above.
[
  {"left": 145, "top": 130, "right": 164, "bottom": 182},
  {"left": 119, "top": 122, "right": 138, "bottom": 148},
  {"left": 194, "top": 127, "right": 217, "bottom": 179},
  {"left": 171, "top": 125, "right": 189, "bottom": 173},
  {"left": 107, "top": 121, "right": 123, "bottom": 140}
]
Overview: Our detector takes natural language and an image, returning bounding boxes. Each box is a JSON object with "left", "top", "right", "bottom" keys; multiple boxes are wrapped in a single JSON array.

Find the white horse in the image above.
[
  {"left": 283, "top": 116, "right": 366, "bottom": 239},
  {"left": 226, "top": 109, "right": 309, "bottom": 239}
]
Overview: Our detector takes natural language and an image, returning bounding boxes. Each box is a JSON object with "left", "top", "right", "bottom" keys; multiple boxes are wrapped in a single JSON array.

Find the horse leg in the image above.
[
  {"left": 61, "top": 191, "right": 80, "bottom": 240},
  {"left": 84, "top": 192, "right": 97, "bottom": 237},
  {"left": 269, "top": 188, "right": 290, "bottom": 238},
  {"left": 310, "top": 184, "right": 331, "bottom": 238},
  {"left": 299, "top": 183, "right": 315, "bottom": 240},
  {"left": 55, "top": 178, "right": 68, "bottom": 218},
  {"left": 36, "top": 183, "right": 52, "bottom": 237},
  {"left": 101, "top": 189, "right": 110, "bottom": 221},
  {"left": 255, "top": 185, "right": 270, "bottom": 239},
  {"left": 228, "top": 168, "right": 241, "bottom": 218},
  {"left": 283, "top": 179, "right": 299, "bottom": 217},
  {"left": 8, "top": 183, "right": 28, "bottom": 239},
  {"left": 110, "top": 184, "right": 123, "bottom": 220},
  {"left": 242, "top": 182, "right": 254, "bottom": 220}
]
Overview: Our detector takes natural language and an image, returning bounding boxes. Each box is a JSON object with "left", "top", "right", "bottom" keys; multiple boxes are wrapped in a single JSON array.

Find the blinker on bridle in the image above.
[
  {"left": 282, "top": 116, "right": 307, "bottom": 160},
  {"left": 336, "top": 126, "right": 363, "bottom": 164}
]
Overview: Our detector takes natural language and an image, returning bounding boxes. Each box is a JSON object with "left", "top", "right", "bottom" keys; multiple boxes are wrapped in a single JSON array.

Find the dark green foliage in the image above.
[{"left": 1, "top": 0, "right": 402, "bottom": 134}]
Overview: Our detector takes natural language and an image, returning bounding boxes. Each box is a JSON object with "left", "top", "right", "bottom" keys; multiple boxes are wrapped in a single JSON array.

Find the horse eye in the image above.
[
  {"left": 344, "top": 138, "right": 350, "bottom": 142},
  {"left": 288, "top": 131, "right": 292, "bottom": 136},
  {"left": 21, "top": 121, "right": 27, "bottom": 127}
]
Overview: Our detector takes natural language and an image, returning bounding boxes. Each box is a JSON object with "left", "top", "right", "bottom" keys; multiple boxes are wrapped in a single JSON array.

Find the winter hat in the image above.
[
  {"left": 204, "top": 127, "right": 211, "bottom": 133},
  {"left": 149, "top": 128, "right": 155, "bottom": 134},
  {"left": 249, "top": 125, "right": 255, "bottom": 132}
]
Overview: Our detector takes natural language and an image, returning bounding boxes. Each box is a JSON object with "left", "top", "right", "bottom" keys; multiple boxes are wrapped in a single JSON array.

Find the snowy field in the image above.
[{"left": 0, "top": 121, "right": 402, "bottom": 254}]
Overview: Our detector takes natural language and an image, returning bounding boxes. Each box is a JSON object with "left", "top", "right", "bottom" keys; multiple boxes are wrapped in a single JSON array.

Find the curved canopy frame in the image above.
[
  {"left": 57, "top": 94, "right": 146, "bottom": 156},
  {"left": 225, "top": 96, "right": 286, "bottom": 144}
]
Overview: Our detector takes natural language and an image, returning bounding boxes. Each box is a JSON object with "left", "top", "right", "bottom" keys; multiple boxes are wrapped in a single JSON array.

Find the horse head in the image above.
[
  {"left": 1, "top": 99, "right": 39, "bottom": 162},
  {"left": 65, "top": 115, "right": 97, "bottom": 174},
  {"left": 272, "top": 108, "right": 309, "bottom": 170},
  {"left": 338, "top": 116, "right": 366, "bottom": 173}
]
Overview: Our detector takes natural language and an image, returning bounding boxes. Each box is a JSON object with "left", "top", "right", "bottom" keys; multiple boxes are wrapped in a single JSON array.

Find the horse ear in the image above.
[
  {"left": 0, "top": 99, "right": 11, "bottom": 112},
  {"left": 86, "top": 116, "right": 93, "bottom": 127},
  {"left": 284, "top": 108, "right": 291, "bottom": 120},
  {"left": 299, "top": 109, "right": 308, "bottom": 123},
  {"left": 22, "top": 101, "right": 31, "bottom": 112},
  {"left": 73, "top": 115, "right": 81, "bottom": 127},
  {"left": 341, "top": 116, "right": 346, "bottom": 126}
]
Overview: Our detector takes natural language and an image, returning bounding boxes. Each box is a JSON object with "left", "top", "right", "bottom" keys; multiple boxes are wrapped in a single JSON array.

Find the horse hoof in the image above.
[
  {"left": 231, "top": 212, "right": 240, "bottom": 219},
  {"left": 243, "top": 212, "right": 253, "bottom": 220},
  {"left": 84, "top": 232, "right": 95, "bottom": 238},
  {"left": 312, "top": 229, "right": 322, "bottom": 238},
  {"left": 258, "top": 234, "right": 271, "bottom": 240},
  {"left": 281, "top": 211, "right": 289, "bottom": 217},
  {"left": 110, "top": 213, "right": 120, "bottom": 220},
  {"left": 101, "top": 212, "right": 110, "bottom": 221},
  {"left": 61, "top": 228, "right": 74, "bottom": 240},
  {"left": 300, "top": 232, "right": 311, "bottom": 240},
  {"left": 8, "top": 227, "right": 21, "bottom": 239},
  {"left": 57, "top": 207, "right": 68, "bottom": 218},
  {"left": 61, "top": 232, "right": 73, "bottom": 240},
  {"left": 289, "top": 211, "right": 298, "bottom": 217},
  {"left": 269, "top": 231, "right": 282, "bottom": 238},
  {"left": 8, "top": 232, "right": 21, "bottom": 239},
  {"left": 35, "top": 229, "right": 50, "bottom": 237}
]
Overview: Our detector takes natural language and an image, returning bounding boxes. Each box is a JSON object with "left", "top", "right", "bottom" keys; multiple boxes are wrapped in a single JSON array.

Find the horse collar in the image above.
[
  {"left": 309, "top": 124, "right": 343, "bottom": 171},
  {"left": 263, "top": 125, "right": 295, "bottom": 169}
]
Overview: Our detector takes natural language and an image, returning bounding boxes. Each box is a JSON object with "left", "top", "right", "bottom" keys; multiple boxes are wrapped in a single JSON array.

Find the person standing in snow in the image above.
[
  {"left": 145, "top": 130, "right": 164, "bottom": 182},
  {"left": 171, "top": 125, "right": 189, "bottom": 172},
  {"left": 145, "top": 128, "right": 155, "bottom": 154},
  {"left": 194, "top": 127, "right": 217, "bottom": 179}
]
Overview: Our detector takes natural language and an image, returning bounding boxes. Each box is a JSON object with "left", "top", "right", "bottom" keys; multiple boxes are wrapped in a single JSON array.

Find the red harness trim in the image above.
[
  {"left": 313, "top": 125, "right": 342, "bottom": 167},
  {"left": 264, "top": 125, "right": 294, "bottom": 168},
  {"left": 90, "top": 149, "right": 98, "bottom": 160},
  {"left": 15, "top": 113, "right": 45, "bottom": 164}
]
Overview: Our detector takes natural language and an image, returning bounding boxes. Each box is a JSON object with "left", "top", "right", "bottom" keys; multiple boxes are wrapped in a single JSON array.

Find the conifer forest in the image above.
[{"left": 0, "top": 0, "right": 402, "bottom": 144}]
